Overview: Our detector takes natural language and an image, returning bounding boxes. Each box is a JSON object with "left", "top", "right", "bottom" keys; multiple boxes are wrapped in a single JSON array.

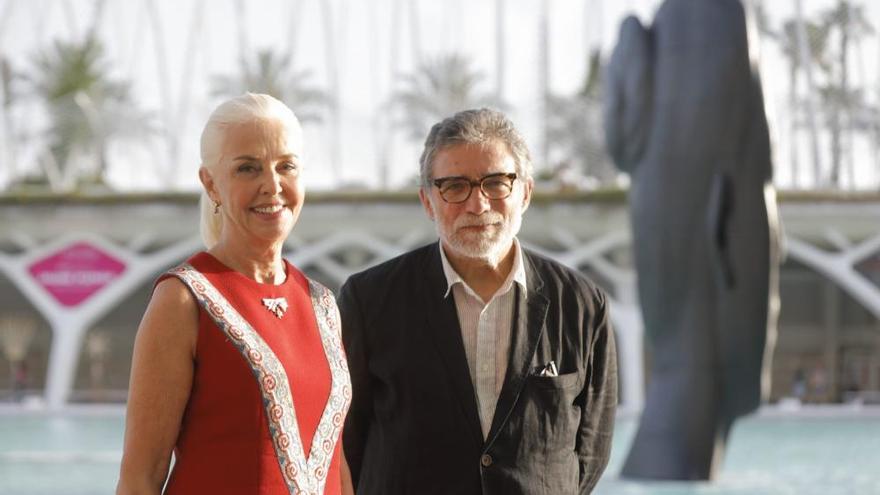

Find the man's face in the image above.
[{"left": 419, "top": 141, "right": 533, "bottom": 263}]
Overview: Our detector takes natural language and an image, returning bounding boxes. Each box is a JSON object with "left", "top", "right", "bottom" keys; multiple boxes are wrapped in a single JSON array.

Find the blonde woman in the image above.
[{"left": 117, "top": 94, "right": 353, "bottom": 495}]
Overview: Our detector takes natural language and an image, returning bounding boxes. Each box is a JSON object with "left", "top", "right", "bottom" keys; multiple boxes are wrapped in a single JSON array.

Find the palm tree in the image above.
[
  {"left": 545, "top": 51, "right": 616, "bottom": 188},
  {"left": 495, "top": 0, "right": 506, "bottom": 101},
  {"left": 24, "top": 35, "right": 154, "bottom": 191},
  {"left": 1, "top": 56, "right": 24, "bottom": 182},
  {"left": 211, "top": 49, "right": 329, "bottom": 124},
  {"left": 818, "top": 0, "right": 874, "bottom": 187},
  {"left": 763, "top": 11, "right": 830, "bottom": 188},
  {"left": 786, "top": 18, "right": 830, "bottom": 187},
  {"left": 769, "top": 2, "right": 876, "bottom": 189},
  {"left": 391, "top": 53, "right": 501, "bottom": 142}
]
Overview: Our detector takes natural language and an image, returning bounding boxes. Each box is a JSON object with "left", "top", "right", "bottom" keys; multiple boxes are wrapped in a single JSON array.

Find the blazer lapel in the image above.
[
  {"left": 422, "top": 244, "right": 483, "bottom": 446},
  {"left": 486, "top": 255, "right": 549, "bottom": 445}
]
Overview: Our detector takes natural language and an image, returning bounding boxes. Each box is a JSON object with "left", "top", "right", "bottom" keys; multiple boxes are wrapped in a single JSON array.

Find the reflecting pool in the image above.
[{"left": 1, "top": 408, "right": 878, "bottom": 494}]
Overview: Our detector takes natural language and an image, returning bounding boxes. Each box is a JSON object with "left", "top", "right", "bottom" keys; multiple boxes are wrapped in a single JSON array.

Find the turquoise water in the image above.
[
  {"left": 0, "top": 413, "right": 124, "bottom": 495},
  {"left": 1, "top": 412, "right": 878, "bottom": 494},
  {"left": 596, "top": 415, "right": 880, "bottom": 495}
]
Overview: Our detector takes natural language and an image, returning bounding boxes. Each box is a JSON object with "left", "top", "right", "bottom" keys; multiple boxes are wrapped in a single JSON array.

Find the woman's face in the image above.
[{"left": 201, "top": 117, "right": 305, "bottom": 247}]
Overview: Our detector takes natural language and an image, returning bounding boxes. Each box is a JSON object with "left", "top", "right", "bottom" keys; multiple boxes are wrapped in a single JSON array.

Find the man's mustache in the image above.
[{"left": 454, "top": 213, "right": 504, "bottom": 229}]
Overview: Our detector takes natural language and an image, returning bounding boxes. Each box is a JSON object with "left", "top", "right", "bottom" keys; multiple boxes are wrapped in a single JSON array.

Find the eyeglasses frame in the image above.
[{"left": 431, "top": 172, "right": 519, "bottom": 204}]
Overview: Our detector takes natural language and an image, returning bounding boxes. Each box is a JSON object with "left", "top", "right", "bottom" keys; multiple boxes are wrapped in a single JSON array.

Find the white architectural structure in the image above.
[{"left": 0, "top": 192, "right": 878, "bottom": 411}]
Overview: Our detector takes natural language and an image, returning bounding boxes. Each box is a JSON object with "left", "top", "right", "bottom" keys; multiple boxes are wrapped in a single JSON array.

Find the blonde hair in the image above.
[{"left": 198, "top": 93, "right": 302, "bottom": 248}]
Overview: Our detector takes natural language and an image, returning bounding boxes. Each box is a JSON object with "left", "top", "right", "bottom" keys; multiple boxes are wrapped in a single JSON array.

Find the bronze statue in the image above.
[{"left": 604, "top": 0, "right": 781, "bottom": 480}]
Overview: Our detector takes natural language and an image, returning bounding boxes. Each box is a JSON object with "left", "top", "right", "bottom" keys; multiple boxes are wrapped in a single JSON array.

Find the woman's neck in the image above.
[{"left": 208, "top": 240, "right": 286, "bottom": 284}]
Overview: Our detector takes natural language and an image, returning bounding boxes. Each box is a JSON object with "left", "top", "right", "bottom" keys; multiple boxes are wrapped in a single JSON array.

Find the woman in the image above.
[{"left": 117, "top": 93, "right": 353, "bottom": 495}]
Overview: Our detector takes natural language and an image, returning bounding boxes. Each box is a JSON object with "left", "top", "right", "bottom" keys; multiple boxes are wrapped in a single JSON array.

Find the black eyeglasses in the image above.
[{"left": 432, "top": 172, "right": 518, "bottom": 203}]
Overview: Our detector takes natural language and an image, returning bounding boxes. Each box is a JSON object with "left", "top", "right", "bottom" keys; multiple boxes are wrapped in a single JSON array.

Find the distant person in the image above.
[
  {"left": 812, "top": 367, "right": 829, "bottom": 401},
  {"left": 117, "top": 93, "right": 353, "bottom": 495},
  {"left": 791, "top": 368, "right": 807, "bottom": 401},
  {"left": 13, "top": 361, "right": 27, "bottom": 401},
  {"left": 339, "top": 108, "right": 618, "bottom": 494}
]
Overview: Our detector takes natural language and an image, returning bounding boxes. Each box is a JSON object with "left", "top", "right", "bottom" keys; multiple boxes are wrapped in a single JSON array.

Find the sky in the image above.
[{"left": 0, "top": 0, "right": 878, "bottom": 192}]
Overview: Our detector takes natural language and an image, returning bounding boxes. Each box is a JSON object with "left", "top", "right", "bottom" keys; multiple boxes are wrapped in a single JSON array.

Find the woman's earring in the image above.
[{"left": 213, "top": 200, "right": 221, "bottom": 214}]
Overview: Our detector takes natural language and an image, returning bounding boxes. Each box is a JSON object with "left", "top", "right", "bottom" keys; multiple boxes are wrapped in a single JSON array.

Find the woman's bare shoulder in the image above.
[
  {"left": 152, "top": 275, "right": 196, "bottom": 307},
  {"left": 138, "top": 276, "right": 200, "bottom": 350}
]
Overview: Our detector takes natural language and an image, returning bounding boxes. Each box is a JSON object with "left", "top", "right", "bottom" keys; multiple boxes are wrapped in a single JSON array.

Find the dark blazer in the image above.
[{"left": 339, "top": 242, "right": 617, "bottom": 495}]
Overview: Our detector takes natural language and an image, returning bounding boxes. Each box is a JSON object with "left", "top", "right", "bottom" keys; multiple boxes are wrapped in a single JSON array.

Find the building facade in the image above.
[{"left": 0, "top": 191, "right": 878, "bottom": 410}]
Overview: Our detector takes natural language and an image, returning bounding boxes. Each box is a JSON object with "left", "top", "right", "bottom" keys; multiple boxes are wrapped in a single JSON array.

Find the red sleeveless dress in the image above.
[{"left": 159, "top": 252, "right": 350, "bottom": 495}]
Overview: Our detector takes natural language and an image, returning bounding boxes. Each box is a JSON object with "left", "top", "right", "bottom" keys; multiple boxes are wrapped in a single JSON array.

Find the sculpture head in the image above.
[{"left": 603, "top": 15, "right": 653, "bottom": 175}]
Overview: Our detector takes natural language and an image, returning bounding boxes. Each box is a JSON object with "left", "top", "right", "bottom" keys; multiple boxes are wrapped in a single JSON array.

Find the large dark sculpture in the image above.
[{"left": 603, "top": 0, "right": 781, "bottom": 480}]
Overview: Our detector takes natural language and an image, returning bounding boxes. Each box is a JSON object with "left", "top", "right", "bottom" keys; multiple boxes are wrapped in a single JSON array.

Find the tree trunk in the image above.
[
  {"left": 789, "top": 63, "right": 800, "bottom": 188},
  {"left": 538, "top": 0, "right": 550, "bottom": 170},
  {"left": 320, "top": 0, "right": 342, "bottom": 182},
  {"left": 829, "top": 2, "right": 849, "bottom": 188},
  {"left": 495, "top": 0, "right": 506, "bottom": 101},
  {"left": 795, "top": 0, "right": 824, "bottom": 187}
]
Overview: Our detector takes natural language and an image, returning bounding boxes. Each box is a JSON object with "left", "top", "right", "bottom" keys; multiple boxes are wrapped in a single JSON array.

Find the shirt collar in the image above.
[{"left": 439, "top": 238, "right": 528, "bottom": 301}]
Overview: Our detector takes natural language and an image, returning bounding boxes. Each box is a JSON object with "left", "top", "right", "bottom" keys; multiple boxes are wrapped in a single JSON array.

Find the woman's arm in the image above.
[
  {"left": 116, "top": 278, "right": 199, "bottom": 495},
  {"left": 341, "top": 448, "right": 355, "bottom": 495}
]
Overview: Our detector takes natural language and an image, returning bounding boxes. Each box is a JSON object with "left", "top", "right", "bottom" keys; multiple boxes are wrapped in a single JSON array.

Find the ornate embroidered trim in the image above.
[{"left": 169, "top": 264, "right": 351, "bottom": 495}]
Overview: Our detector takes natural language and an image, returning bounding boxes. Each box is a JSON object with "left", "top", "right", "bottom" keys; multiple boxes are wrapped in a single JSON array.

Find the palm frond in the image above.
[
  {"left": 390, "top": 53, "right": 500, "bottom": 141},
  {"left": 20, "top": 35, "right": 152, "bottom": 190},
  {"left": 211, "top": 49, "right": 329, "bottom": 123}
]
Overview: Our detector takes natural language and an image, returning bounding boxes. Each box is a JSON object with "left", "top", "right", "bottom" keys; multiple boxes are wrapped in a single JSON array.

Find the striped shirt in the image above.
[{"left": 440, "top": 239, "right": 527, "bottom": 439}]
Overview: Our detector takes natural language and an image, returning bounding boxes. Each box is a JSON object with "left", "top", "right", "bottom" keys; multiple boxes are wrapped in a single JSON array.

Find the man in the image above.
[{"left": 339, "top": 108, "right": 617, "bottom": 494}]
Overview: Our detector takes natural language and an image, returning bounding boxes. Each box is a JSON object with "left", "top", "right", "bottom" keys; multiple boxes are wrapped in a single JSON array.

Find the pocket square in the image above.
[{"left": 537, "top": 360, "right": 559, "bottom": 377}]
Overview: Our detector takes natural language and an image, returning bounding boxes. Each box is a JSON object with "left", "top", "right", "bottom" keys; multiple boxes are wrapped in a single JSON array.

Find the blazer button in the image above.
[{"left": 480, "top": 454, "right": 493, "bottom": 467}]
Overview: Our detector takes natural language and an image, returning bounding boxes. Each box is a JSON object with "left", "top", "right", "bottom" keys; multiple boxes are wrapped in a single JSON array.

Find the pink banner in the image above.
[{"left": 28, "top": 242, "right": 126, "bottom": 307}]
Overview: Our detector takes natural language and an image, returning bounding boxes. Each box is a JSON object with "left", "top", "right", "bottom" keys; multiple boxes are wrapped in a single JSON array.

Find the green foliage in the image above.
[
  {"left": 544, "top": 51, "right": 616, "bottom": 188},
  {"left": 211, "top": 49, "right": 328, "bottom": 123},
  {"left": 22, "top": 35, "right": 153, "bottom": 191},
  {"left": 1, "top": 57, "right": 23, "bottom": 108},
  {"left": 391, "top": 53, "right": 502, "bottom": 141},
  {"left": 768, "top": 0, "right": 877, "bottom": 187}
]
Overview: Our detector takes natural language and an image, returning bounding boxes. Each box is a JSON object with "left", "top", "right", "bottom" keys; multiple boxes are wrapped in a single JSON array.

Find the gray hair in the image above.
[
  {"left": 198, "top": 93, "right": 302, "bottom": 248},
  {"left": 418, "top": 108, "right": 532, "bottom": 188}
]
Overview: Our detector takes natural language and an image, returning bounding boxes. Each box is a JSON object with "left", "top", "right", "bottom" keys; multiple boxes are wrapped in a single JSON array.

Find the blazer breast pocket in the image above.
[
  {"left": 518, "top": 371, "right": 582, "bottom": 453},
  {"left": 527, "top": 371, "right": 580, "bottom": 390}
]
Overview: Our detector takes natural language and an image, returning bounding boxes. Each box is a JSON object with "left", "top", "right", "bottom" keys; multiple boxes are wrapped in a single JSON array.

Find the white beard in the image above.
[{"left": 437, "top": 210, "right": 523, "bottom": 266}]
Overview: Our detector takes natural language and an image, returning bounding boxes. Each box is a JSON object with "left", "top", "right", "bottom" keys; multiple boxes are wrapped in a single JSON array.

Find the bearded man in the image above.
[{"left": 339, "top": 108, "right": 618, "bottom": 495}]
